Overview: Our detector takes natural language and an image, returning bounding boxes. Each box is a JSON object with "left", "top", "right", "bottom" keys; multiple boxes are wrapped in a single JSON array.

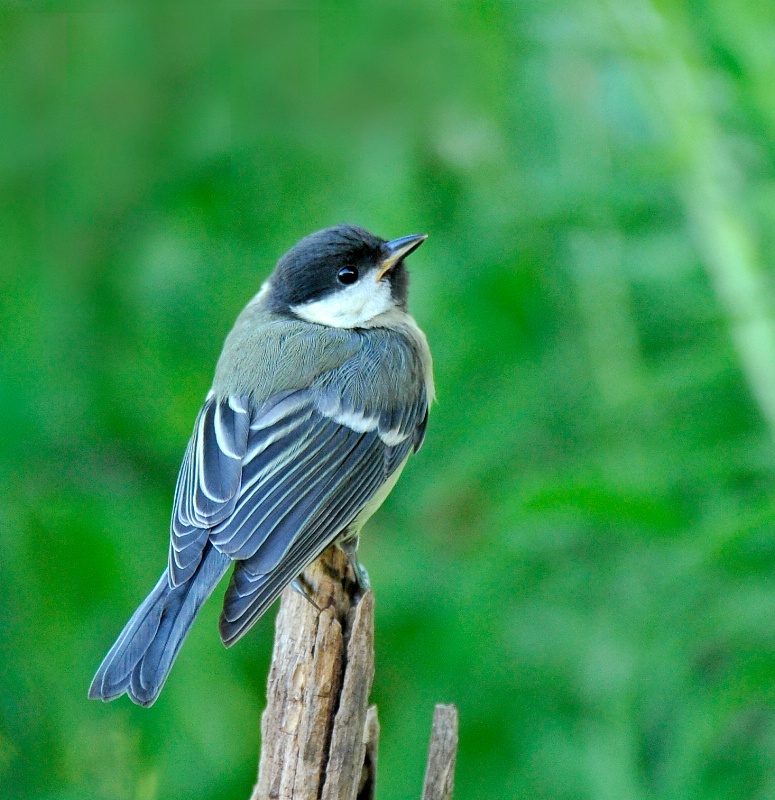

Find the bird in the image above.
[{"left": 88, "top": 224, "right": 434, "bottom": 707}]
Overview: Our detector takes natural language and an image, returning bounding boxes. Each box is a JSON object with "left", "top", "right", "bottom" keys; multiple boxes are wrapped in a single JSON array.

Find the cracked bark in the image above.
[{"left": 250, "top": 545, "right": 458, "bottom": 800}]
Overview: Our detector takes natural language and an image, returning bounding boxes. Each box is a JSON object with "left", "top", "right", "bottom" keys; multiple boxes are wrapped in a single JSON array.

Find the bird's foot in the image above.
[
  {"left": 291, "top": 574, "right": 320, "bottom": 610},
  {"left": 338, "top": 535, "right": 371, "bottom": 594}
]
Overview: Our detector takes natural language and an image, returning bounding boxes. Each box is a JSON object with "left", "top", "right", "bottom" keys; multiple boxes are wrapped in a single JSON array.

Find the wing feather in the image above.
[
  {"left": 219, "top": 445, "right": 389, "bottom": 645},
  {"left": 218, "top": 421, "right": 415, "bottom": 646},
  {"left": 209, "top": 418, "right": 345, "bottom": 556},
  {"left": 165, "top": 327, "right": 429, "bottom": 623},
  {"left": 168, "top": 394, "right": 250, "bottom": 585},
  {"left": 211, "top": 408, "right": 385, "bottom": 563},
  {"left": 242, "top": 429, "right": 383, "bottom": 573}
]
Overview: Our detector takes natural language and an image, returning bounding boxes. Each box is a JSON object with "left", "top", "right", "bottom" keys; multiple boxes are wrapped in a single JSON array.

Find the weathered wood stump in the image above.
[{"left": 251, "top": 545, "right": 458, "bottom": 800}]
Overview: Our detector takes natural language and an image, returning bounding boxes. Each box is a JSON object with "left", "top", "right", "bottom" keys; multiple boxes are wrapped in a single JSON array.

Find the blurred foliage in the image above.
[{"left": 3, "top": 2, "right": 775, "bottom": 799}]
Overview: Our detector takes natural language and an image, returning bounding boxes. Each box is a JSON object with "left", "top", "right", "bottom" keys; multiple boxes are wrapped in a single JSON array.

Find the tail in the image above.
[{"left": 89, "top": 545, "right": 231, "bottom": 707}]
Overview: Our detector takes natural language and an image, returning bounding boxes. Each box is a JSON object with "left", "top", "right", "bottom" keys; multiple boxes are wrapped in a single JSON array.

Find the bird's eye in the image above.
[{"left": 337, "top": 266, "right": 359, "bottom": 285}]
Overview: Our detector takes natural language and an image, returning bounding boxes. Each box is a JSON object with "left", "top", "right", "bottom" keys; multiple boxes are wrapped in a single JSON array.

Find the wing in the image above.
[
  {"left": 214, "top": 387, "right": 424, "bottom": 646},
  {"left": 168, "top": 326, "right": 430, "bottom": 641},
  {"left": 217, "top": 433, "right": 391, "bottom": 644},
  {"left": 167, "top": 384, "right": 426, "bottom": 638},
  {"left": 168, "top": 393, "right": 251, "bottom": 586}
]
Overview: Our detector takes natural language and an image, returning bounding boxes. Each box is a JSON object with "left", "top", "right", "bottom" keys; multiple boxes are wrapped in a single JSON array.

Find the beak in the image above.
[{"left": 376, "top": 233, "right": 428, "bottom": 281}]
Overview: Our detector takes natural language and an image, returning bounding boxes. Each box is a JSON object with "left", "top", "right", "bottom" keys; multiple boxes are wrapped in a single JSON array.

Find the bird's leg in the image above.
[
  {"left": 338, "top": 534, "right": 371, "bottom": 593},
  {"left": 291, "top": 574, "right": 320, "bottom": 610}
]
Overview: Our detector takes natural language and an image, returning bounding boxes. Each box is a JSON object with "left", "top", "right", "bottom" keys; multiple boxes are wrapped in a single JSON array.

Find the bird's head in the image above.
[{"left": 265, "top": 225, "right": 427, "bottom": 328}]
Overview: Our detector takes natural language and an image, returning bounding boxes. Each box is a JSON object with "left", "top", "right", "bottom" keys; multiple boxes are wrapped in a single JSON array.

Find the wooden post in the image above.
[
  {"left": 421, "top": 705, "right": 459, "bottom": 800},
  {"left": 251, "top": 545, "right": 459, "bottom": 799}
]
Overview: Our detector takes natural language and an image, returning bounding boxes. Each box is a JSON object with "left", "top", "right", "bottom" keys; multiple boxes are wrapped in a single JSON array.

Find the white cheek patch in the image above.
[{"left": 289, "top": 269, "right": 394, "bottom": 328}]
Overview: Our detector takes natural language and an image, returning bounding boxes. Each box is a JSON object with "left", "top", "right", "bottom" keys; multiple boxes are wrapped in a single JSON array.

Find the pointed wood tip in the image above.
[{"left": 421, "top": 704, "right": 459, "bottom": 800}]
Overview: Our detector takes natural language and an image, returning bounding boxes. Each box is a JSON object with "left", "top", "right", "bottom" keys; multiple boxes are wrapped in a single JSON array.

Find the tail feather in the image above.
[{"left": 89, "top": 545, "right": 230, "bottom": 707}]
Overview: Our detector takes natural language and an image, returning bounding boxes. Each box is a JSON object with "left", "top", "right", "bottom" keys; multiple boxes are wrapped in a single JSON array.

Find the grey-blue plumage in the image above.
[
  {"left": 89, "top": 545, "right": 231, "bottom": 706},
  {"left": 89, "top": 225, "right": 433, "bottom": 706}
]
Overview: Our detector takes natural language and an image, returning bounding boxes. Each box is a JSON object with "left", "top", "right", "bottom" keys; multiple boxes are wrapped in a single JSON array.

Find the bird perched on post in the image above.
[{"left": 89, "top": 225, "right": 433, "bottom": 707}]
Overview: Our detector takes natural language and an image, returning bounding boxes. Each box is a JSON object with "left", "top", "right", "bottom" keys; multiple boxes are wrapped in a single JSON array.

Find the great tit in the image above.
[{"left": 89, "top": 225, "right": 434, "bottom": 707}]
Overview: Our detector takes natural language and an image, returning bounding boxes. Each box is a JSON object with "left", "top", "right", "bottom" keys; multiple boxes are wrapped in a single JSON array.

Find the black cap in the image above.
[{"left": 268, "top": 225, "right": 422, "bottom": 313}]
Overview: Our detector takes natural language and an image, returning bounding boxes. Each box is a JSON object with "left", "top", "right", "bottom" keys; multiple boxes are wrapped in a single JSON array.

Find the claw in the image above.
[{"left": 291, "top": 575, "right": 320, "bottom": 610}]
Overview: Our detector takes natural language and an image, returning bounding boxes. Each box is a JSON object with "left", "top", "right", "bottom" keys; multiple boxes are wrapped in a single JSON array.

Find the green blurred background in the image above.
[{"left": 3, "top": 2, "right": 775, "bottom": 798}]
